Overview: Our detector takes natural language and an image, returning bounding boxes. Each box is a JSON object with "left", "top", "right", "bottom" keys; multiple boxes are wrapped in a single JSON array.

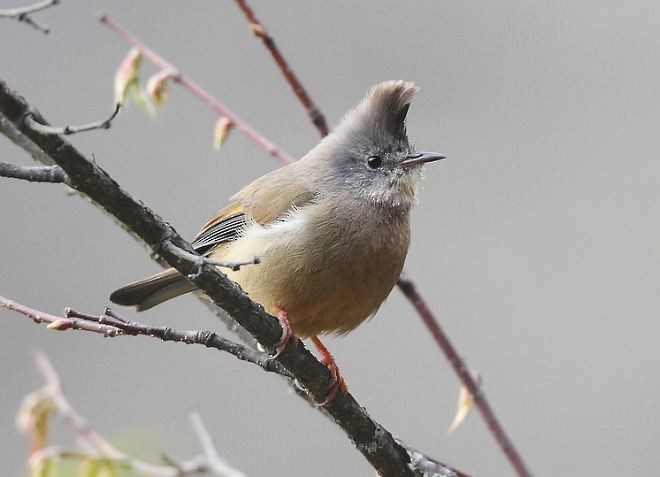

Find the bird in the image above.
[{"left": 110, "top": 80, "right": 445, "bottom": 401}]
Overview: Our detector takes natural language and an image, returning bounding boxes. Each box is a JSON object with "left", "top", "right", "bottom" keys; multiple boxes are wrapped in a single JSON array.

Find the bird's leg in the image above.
[
  {"left": 311, "top": 335, "right": 348, "bottom": 405},
  {"left": 270, "top": 307, "right": 293, "bottom": 359}
]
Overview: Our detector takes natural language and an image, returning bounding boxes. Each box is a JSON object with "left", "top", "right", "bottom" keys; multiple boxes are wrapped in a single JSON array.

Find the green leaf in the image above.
[{"left": 128, "top": 82, "right": 156, "bottom": 118}]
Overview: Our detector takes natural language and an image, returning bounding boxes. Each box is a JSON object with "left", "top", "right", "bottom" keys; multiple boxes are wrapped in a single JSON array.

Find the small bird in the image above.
[{"left": 110, "top": 80, "right": 444, "bottom": 400}]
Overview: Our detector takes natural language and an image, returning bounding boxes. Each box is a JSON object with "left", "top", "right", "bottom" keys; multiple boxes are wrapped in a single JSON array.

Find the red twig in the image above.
[
  {"left": 99, "top": 14, "right": 295, "bottom": 166},
  {"left": 0, "top": 294, "right": 122, "bottom": 336},
  {"left": 397, "top": 275, "right": 532, "bottom": 477},
  {"left": 98, "top": 13, "right": 532, "bottom": 476},
  {"left": 233, "top": 0, "right": 329, "bottom": 137}
]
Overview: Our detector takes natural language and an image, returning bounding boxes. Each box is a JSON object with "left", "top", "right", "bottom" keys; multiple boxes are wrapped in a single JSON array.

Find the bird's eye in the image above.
[{"left": 366, "top": 155, "right": 383, "bottom": 169}]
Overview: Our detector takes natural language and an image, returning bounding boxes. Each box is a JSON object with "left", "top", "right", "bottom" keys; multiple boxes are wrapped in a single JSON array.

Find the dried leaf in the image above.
[
  {"left": 113, "top": 48, "right": 141, "bottom": 106},
  {"left": 447, "top": 386, "right": 473, "bottom": 434},
  {"left": 16, "top": 389, "right": 55, "bottom": 452},
  {"left": 213, "top": 116, "right": 234, "bottom": 150},
  {"left": 146, "top": 69, "right": 177, "bottom": 108},
  {"left": 448, "top": 371, "right": 482, "bottom": 434}
]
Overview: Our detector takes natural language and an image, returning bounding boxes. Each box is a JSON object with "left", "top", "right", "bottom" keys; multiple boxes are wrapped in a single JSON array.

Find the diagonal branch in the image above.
[
  {"left": 233, "top": 0, "right": 329, "bottom": 136},
  {"left": 0, "top": 79, "right": 465, "bottom": 477}
]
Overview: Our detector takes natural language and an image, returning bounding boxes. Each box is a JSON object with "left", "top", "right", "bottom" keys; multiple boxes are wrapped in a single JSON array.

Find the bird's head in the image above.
[{"left": 316, "top": 80, "right": 445, "bottom": 210}]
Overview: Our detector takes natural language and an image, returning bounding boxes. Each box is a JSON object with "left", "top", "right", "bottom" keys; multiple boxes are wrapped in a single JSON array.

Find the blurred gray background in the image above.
[{"left": 2, "top": 1, "right": 659, "bottom": 475}]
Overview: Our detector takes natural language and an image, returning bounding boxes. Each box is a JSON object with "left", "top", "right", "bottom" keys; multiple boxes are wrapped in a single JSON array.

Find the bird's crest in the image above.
[{"left": 336, "top": 80, "right": 418, "bottom": 143}]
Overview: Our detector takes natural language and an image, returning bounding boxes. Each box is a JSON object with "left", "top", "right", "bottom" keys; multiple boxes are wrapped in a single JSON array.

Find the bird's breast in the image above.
[{"left": 215, "top": 202, "right": 410, "bottom": 338}]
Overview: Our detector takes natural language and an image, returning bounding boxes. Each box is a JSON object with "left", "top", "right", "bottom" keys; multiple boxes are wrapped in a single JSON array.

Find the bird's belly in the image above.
[{"left": 214, "top": 211, "right": 408, "bottom": 338}]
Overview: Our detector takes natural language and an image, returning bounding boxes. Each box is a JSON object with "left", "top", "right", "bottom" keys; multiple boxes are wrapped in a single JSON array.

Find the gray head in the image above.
[{"left": 308, "top": 80, "right": 445, "bottom": 209}]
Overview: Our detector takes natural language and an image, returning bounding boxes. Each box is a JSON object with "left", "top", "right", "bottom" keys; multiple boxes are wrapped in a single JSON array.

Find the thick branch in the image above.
[
  {"left": 233, "top": 0, "right": 329, "bottom": 136},
  {"left": 0, "top": 80, "right": 463, "bottom": 477}
]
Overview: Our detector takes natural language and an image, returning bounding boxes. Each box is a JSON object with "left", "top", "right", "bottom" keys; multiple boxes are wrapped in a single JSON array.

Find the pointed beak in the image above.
[{"left": 400, "top": 151, "right": 447, "bottom": 168}]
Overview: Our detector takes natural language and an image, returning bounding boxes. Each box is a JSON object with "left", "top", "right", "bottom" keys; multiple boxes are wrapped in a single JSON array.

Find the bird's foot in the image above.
[
  {"left": 269, "top": 307, "right": 293, "bottom": 359},
  {"left": 311, "top": 335, "right": 348, "bottom": 406}
]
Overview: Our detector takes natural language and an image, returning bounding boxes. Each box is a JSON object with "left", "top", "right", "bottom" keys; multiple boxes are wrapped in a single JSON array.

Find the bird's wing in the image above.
[{"left": 192, "top": 165, "right": 315, "bottom": 254}]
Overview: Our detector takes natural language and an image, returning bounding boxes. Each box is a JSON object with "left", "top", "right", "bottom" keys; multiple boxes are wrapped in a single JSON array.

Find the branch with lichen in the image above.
[
  {"left": 18, "top": 351, "right": 246, "bottom": 477},
  {"left": 0, "top": 79, "right": 465, "bottom": 477}
]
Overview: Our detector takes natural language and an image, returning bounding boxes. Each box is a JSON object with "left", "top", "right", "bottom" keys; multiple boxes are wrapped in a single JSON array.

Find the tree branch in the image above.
[
  {"left": 0, "top": 79, "right": 464, "bottom": 477},
  {"left": 233, "top": 0, "right": 329, "bottom": 136},
  {"left": 0, "top": 0, "right": 59, "bottom": 34},
  {"left": 23, "top": 102, "right": 121, "bottom": 136},
  {"left": 0, "top": 295, "right": 291, "bottom": 378},
  {"left": 162, "top": 239, "right": 260, "bottom": 272},
  {"left": 397, "top": 276, "right": 531, "bottom": 476},
  {"left": 0, "top": 162, "right": 66, "bottom": 183}
]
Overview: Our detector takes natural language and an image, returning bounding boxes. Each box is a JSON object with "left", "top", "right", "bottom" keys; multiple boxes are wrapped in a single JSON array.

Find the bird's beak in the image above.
[{"left": 400, "top": 151, "right": 446, "bottom": 168}]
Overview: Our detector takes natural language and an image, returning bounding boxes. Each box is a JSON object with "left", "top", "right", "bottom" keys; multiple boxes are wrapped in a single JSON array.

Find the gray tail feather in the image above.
[{"left": 109, "top": 268, "right": 196, "bottom": 311}]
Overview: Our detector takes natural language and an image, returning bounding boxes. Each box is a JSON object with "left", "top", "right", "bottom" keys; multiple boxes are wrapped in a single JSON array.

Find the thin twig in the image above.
[
  {"left": 99, "top": 14, "right": 296, "bottom": 165},
  {"left": 233, "top": 0, "right": 329, "bottom": 136},
  {"left": 0, "top": 162, "right": 66, "bottom": 183},
  {"left": 0, "top": 0, "right": 59, "bottom": 34},
  {"left": 397, "top": 275, "right": 532, "bottom": 477},
  {"left": 0, "top": 294, "right": 123, "bottom": 336},
  {"left": 24, "top": 102, "right": 121, "bottom": 136},
  {"left": 31, "top": 353, "right": 242, "bottom": 477},
  {"left": 162, "top": 239, "right": 260, "bottom": 272},
  {"left": 189, "top": 412, "right": 247, "bottom": 477},
  {"left": 0, "top": 295, "right": 291, "bottom": 378}
]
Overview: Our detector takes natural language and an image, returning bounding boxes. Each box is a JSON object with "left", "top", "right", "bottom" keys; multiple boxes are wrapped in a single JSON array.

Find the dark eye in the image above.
[{"left": 366, "top": 155, "right": 383, "bottom": 169}]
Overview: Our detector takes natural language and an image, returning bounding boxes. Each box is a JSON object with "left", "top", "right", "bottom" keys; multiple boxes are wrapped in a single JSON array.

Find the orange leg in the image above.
[
  {"left": 311, "top": 335, "right": 348, "bottom": 405},
  {"left": 271, "top": 307, "right": 293, "bottom": 358}
]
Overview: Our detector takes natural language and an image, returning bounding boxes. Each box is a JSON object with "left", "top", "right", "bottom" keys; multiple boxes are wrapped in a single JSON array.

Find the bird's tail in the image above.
[{"left": 109, "top": 268, "right": 196, "bottom": 311}]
